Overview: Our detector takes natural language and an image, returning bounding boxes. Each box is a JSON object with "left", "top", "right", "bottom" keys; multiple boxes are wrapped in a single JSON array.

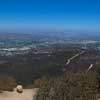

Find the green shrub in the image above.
[{"left": 36, "top": 72, "right": 97, "bottom": 100}]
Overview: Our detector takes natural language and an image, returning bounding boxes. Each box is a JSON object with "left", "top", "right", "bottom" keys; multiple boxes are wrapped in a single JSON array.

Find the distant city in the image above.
[{"left": 0, "top": 32, "right": 100, "bottom": 56}]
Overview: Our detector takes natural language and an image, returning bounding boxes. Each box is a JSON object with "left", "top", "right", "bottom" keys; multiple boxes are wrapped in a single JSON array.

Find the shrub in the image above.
[
  {"left": 0, "top": 75, "right": 16, "bottom": 92},
  {"left": 33, "top": 76, "right": 50, "bottom": 88},
  {"left": 36, "top": 72, "right": 97, "bottom": 100}
]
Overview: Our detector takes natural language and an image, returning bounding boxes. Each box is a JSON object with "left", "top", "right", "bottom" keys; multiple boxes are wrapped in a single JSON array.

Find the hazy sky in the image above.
[{"left": 0, "top": 0, "right": 100, "bottom": 30}]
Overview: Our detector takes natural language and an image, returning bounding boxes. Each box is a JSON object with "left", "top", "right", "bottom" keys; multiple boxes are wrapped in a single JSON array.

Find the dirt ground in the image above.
[{"left": 0, "top": 88, "right": 38, "bottom": 100}]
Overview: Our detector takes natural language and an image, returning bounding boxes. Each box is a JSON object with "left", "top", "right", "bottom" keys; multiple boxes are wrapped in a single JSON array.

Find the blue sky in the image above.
[{"left": 0, "top": 0, "right": 100, "bottom": 31}]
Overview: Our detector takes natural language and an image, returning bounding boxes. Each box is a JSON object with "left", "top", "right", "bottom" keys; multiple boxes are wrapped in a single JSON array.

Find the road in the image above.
[
  {"left": 0, "top": 88, "right": 38, "bottom": 100},
  {"left": 65, "top": 51, "right": 96, "bottom": 73},
  {"left": 86, "top": 64, "right": 94, "bottom": 72},
  {"left": 65, "top": 51, "right": 85, "bottom": 66}
]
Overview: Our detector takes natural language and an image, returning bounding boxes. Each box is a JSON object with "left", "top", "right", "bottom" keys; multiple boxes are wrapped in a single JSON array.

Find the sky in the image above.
[{"left": 0, "top": 0, "right": 100, "bottom": 31}]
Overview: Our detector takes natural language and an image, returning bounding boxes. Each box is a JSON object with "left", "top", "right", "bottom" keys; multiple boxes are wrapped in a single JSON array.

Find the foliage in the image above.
[
  {"left": 0, "top": 75, "right": 16, "bottom": 92},
  {"left": 36, "top": 72, "right": 97, "bottom": 100}
]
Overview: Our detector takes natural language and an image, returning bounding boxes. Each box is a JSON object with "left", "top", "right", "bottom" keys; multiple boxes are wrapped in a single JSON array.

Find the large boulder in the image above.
[{"left": 16, "top": 85, "right": 23, "bottom": 93}]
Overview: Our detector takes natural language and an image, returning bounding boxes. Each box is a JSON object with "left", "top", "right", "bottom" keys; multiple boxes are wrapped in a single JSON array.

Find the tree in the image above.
[{"left": 36, "top": 72, "right": 97, "bottom": 100}]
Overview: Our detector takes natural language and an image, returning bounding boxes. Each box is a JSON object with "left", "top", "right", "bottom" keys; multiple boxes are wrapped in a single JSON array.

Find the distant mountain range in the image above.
[{"left": 0, "top": 30, "right": 100, "bottom": 41}]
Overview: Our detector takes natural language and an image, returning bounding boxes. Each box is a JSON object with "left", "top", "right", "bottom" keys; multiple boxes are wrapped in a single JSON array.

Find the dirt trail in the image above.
[{"left": 0, "top": 88, "right": 38, "bottom": 100}]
